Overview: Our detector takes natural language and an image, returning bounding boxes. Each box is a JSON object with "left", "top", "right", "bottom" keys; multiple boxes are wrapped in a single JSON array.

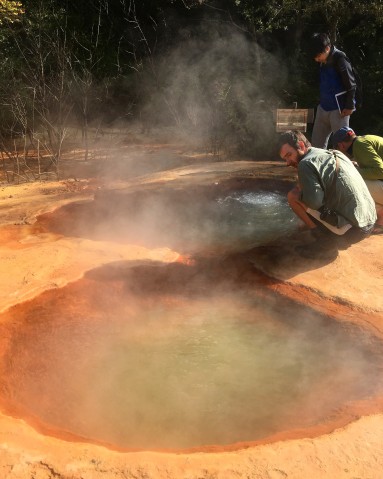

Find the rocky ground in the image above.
[{"left": 0, "top": 144, "right": 382, "bottom": 478}]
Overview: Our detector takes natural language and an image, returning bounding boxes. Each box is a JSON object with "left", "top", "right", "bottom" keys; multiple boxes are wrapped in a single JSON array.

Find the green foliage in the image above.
[
  {"left": 233, "top": 0, "right": 383, "bottom": 38},
  {"left": 0, "top": 0, "right": 23, "bottom": 24},
  {"left": 0, "top": 0, "right": 382, "bottom": 162}
]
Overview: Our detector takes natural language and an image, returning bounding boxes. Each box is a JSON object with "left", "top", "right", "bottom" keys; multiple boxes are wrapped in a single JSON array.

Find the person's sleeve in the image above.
[
  {"left": 298, "top": 162, "right": 325, "bottom": 210},
  {"left": 354, "top": 142, "right": 383, "bottom": 179},
  {"left": 335, "top": 55, "right": 357, "bottom": 110}
]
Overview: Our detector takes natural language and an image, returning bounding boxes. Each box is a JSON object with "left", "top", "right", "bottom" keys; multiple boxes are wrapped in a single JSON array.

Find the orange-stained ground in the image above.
[{"left": 0, "top": 145, "right": 382, "bottom": 478}]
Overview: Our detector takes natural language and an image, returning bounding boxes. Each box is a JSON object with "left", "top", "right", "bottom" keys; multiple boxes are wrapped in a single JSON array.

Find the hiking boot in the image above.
[
  {"left": 372, "top": 224, "right": 383, "bottom": 235},
  {"left": 310, "top": 226, "right": 333, "bottom": 241},
  {"left": 295, "top": 226, "right": 338, "bottom": 259},
  {"left": 295, "top": 241, "right": 338, "bottom": 260}
]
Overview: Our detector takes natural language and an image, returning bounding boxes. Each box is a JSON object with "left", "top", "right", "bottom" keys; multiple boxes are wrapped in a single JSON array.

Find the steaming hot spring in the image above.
[{"left": 0, "top": 175, "right": 382, "bottom": 453}]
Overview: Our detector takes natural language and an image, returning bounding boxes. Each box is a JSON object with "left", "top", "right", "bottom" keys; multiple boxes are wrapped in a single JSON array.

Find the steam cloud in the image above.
[{"left": 136, "top": 22, "right": 286, "bottom": 156}]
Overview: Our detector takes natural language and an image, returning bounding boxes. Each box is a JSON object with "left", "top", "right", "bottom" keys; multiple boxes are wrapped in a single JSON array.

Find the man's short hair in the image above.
[
  {"left": 278, "top": 130, "right": 311, "bottom": 152},
  {"left": 307, "top": 33, "right": 331, "bottom": 58}
]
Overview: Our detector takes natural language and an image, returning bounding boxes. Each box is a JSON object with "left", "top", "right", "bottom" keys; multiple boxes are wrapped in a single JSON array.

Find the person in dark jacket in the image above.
[{"left": 308, "top": 33, "right": 357, "bottom": 149}]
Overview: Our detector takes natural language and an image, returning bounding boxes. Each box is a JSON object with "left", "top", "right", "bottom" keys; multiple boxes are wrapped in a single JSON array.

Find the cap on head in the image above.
[{"left": 332, "top": 127, "right": 355, "bottom": 147}]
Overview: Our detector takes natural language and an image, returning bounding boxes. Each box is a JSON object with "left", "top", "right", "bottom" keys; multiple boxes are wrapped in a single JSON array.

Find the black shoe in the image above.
[
  {"left": 372, "top": 225, "right": 383, "bottom": 235},
  {"left": 310, "top": 226, "right": 333, "bottom": 240},
  {"left": 295, "top": 240, "right": 338, "bottom": 260}
]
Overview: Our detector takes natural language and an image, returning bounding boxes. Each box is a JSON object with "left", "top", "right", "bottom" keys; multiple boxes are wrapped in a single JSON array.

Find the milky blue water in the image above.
[
  {"left": 37, "top": 189, "right": 300, "bottom": 253},
  {"left": 212, "top": 191, "right": 299, "bottom": 249}
]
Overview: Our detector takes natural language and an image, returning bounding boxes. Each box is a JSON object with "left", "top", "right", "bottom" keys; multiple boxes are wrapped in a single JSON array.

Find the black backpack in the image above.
[{"left": 333, "top": 51, "right": 363, "bottom": 109}]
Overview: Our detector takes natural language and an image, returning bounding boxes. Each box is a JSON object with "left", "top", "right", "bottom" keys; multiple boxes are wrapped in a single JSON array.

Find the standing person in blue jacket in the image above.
[{"left": 308, "top": 33, "right": 357, "bottom": 149}]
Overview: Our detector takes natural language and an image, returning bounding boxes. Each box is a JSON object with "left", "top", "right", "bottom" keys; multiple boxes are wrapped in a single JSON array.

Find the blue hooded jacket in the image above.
[{"left": 319, "top": 46, "right": 356, "bottom": 112}]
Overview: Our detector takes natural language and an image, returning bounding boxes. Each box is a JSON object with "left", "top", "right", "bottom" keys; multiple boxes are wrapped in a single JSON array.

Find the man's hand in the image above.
[{"left": 340, "top": 108, "right": 354, "bottom": 117}]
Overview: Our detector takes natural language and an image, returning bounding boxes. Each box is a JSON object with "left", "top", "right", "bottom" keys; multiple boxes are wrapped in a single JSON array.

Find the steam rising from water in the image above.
[
  {"left": 215, "top": 191, "right": 297, "bottom": 248},
  {"left": 0, "top": 274, "right": 381, "bottom": 450},
  {"left": 137, "top": 23, "right": 284, "bottom": 155},
  {"left": 39, "top": 189, "right": 299, "bottom": 253}
]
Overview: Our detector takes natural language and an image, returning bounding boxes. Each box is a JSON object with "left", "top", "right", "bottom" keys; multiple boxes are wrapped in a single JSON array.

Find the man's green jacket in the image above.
[
  {"left": 353, "top": 134, "right": 383, "bottom": 180},
  {"left": 298, "top": 147, "right": 377, "bottom": 228}
]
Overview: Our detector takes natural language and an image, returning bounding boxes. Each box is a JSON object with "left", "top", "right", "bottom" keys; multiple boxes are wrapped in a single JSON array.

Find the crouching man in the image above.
[
  {"left": 332, "top": 127, "right": 383, "bottom": 233},
  {"left": 278, "top": 130, "right": 376, "bottom": 257}
]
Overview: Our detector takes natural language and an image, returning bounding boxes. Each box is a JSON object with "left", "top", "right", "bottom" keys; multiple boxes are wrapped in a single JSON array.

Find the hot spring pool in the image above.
[
  {"left": 0, "top": 263, "right": 381, "bottom": 450},
  {"left": 35, "top": 181, "right": 300, "bottom": 253}
]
